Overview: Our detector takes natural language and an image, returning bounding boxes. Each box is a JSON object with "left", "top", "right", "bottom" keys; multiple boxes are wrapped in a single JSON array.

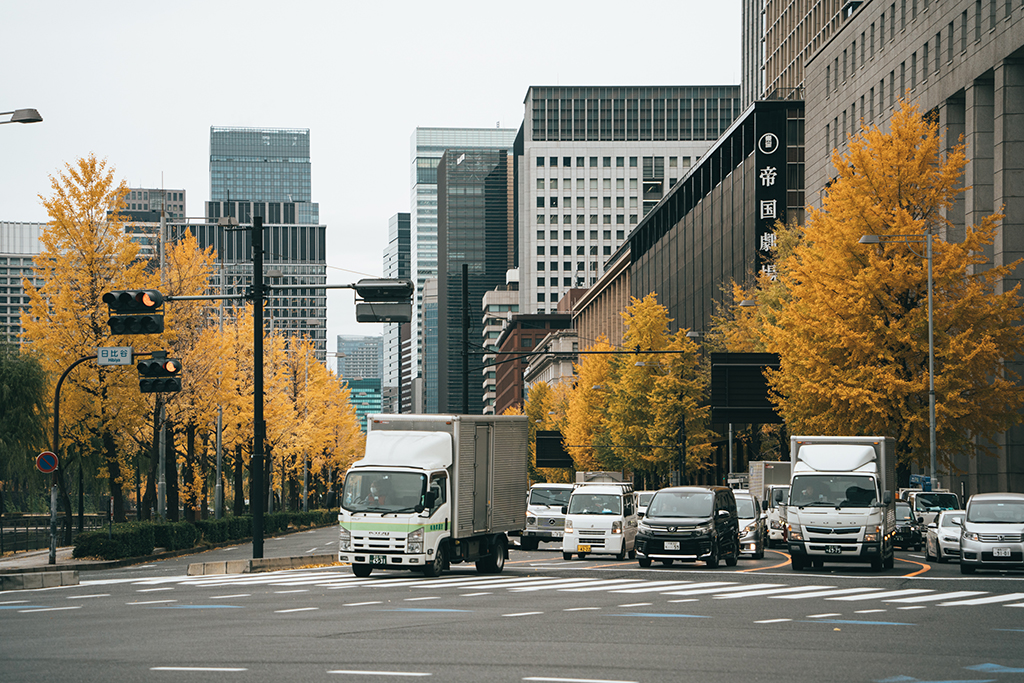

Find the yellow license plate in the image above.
[{"left": 577, "top": 544, "right": 591, "bottom": 552}]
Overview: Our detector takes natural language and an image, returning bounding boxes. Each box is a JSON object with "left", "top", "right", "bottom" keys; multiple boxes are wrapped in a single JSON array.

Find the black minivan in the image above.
[{"left": 635, "top": 486, "right": 740, "bottom": 568}]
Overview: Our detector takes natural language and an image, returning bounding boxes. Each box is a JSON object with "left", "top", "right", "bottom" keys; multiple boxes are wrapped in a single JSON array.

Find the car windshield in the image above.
[
  {"left": 647, "top": 491, "right": 713, "bottom": 518},
  {"left": 638, "top": 492, "right": 655, "bottom": 507},
  {"left": 530, "top": 487, "right": 572, "bottom": 506},
  {"left": 567, "top": 493, "right": 622, "bottom": 515},
  {"left": 895, "top": 504, "right": 912, "bottom": 521},
  {"left": 914, "top": 492, "right": 959, "bottom": 511},
  {"left": 735, "top": 496, "right": 756, "bottom": 519},
  {"left": 790, "top": 475, "right": 877, "bottom": 507},
  {"left": 940, "top": 513, "right": 964, "bottom": 527},
  {"left": 967, "top": 500, "right": 1024, "bottom": 524},
  {"left": 341, "top": 471, "right": 427, "bottom": 513}
]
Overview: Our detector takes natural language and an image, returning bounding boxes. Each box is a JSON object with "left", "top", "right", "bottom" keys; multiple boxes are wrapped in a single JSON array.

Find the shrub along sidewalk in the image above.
[{"left": 73, "top": 510, "right": 336, "bottom": 561}]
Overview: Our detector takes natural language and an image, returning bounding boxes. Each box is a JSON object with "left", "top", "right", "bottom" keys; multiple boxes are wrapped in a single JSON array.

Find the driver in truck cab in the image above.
[{"left": 362, "top": 479, "right": 386, "bottom": 506}]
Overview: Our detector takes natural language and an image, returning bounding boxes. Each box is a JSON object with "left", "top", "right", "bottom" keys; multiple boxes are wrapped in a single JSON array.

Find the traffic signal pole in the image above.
[{"left": 251, "top": 216, "right": 266, "bottom": 559}]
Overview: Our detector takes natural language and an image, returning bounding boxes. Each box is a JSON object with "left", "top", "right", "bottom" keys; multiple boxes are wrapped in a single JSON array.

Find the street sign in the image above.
[
  {"left": 36, "top": 451, "right": 58, "bottom": 474},
  {"left": 97, "top": 346, "right": 133, "bottom": 365}
]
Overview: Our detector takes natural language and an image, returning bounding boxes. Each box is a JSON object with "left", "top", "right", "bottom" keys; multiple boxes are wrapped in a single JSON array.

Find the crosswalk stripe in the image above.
[
  {"left": 885, "top": 591, "right": 986, "bottom": 603},
  {"left": 939, "top": 593, "right": 1024, "bottom": 606},
  {"left": 827, "top": 589, "right": 934, "bottom": 601},
  {"left": 666, "top": 583, "right": 783, "bottom": 597},
  {"left": 660, "top": 582, "right": 743, "bottom": 596},
  {"left": 715, "top": 585, "right": 835, "bottom": 599},
  {"left": 610, "top": 581, "right": 699, "bottom": 593},
  {"left": 771, "top": 587, "right": 882, "bottom": 600},
  {"left": 509, "top": 579, "right": 614, "bottom": 592},
  {"left": 559, "top": 580, "right": 655, "bottom": 592}
]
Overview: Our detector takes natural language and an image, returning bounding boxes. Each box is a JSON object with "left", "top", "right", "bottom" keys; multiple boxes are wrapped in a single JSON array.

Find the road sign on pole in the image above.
[
  {"left": 97, "top": 346, "right": 133, "bottom": 365},
  {"left": 36, "top": 451, "right": 58, "bottom": 474}
]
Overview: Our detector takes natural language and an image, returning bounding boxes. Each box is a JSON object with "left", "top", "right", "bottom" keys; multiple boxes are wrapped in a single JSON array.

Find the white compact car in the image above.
[
  {"left": 959, "top": 493, "right": 1024, "bottom": 574},
  {"left": 924, "top": 510, "right": 964, "bottom": 563},
  {"left": 562, "top": 484, "right": 638, "bottom": 561}
]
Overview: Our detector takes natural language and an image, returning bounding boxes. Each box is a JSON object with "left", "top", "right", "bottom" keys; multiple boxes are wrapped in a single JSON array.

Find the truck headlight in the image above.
[
  {"left": 564, "top": 519, "right": 574, "bottom": 533},
  {"left": 339, "top": 526, "right": 352, "bottom": 552},
  {"left": 864, "top": 525, "right": 880, "bottom": 542},
  {"left": 787, "top": 524, "right": 803, "bottom": 541},
  {"left": 770, "top": 519, "right": 784, "bottom": 530},
  {"left": 407, "top": 527, "right": 424, "bottom": 554},
  {"left": 611, "top": 520, "right": 622, "bottom": 534}
]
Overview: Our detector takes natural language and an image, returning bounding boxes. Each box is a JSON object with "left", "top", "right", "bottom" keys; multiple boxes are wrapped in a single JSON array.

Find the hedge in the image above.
[{"left": 72, "top": 509, "right": 337, "bottom": 560}]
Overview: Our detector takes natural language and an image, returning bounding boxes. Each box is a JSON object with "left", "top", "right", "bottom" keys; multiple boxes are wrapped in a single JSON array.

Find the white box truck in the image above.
[
  {"left": 785, "top": 436, "right": 896, "bottom": 572},
  {"left": 337, "top": 414, "right": 528, "bottom": 578},
  {"left": 748, "top": 460, "right": 792, "bottom": 547}
]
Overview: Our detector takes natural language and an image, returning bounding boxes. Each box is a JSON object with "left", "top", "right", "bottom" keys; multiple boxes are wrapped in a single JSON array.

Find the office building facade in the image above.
[
  {"left": 0, "top": 222, "right": 44, "bottom": 343},
  {"left": 347, "top": 377, "right": 382, "bottom": 432},
  {"left": 383, "top": 212, "right": 410, "bottom": 412},
  {"left": 481, "top": 281, "right": 519, "bottom": 414},
  {"left": 336, "top": 334, "right": 384, "bottom": 379},
  {"left": 517, "top": 85, "right": 743, "bottom": 317},
  {"left": 436, "top": 148, "right": 514, "bottom": 413},
  {"left": 408, "top": 127, "right": 519, "bottom": 402}
]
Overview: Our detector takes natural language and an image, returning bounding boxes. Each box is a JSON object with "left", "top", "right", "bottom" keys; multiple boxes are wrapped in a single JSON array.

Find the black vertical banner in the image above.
[{"left": 753, "top": 105, "right": 787, "bottom": 279}]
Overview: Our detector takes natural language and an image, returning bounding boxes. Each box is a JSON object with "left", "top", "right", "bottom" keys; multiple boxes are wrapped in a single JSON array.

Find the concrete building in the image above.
[
  {"left": 803, "top": 0, "right": 1024, "bottom": 494},
  {"left": 571, "top": 247, "right": 631, "bottom": 350},
  {"left": 336, "top": 334, "right": 383, "bottom": 380},
  {"left": 436, "top": 148, "right": 515, "bottom": 413},
  {"left": 382, "top": 212, "right": 410, "bottom": 412},
  {"left": 481, "top": 277, "right": 519, "bottom": 414},
  {"left": 517, "top": 85, "right": 743, "bottom": 317},
  {"left": 493, "top": 312, "right": 573, "bottom": 415},
  {"left": 0, "top": 222, "right": 44, "bottom": 343},
  {"left": 523, "top": 329, "right": 579, "bottom": 392},
  {"left": 408, "top": 127, "right": 519, "bottom": 404}
]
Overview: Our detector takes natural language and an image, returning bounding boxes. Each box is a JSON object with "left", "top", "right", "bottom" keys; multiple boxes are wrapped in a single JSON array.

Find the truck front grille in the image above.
[{"left": 352, "top": 535, "right": 407, "bottom": 552}]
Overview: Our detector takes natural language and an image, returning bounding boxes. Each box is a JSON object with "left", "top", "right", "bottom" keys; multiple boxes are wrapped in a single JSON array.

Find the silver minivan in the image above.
[{"left": 959, "top": 492, "right": 1024, "bottom": 574}]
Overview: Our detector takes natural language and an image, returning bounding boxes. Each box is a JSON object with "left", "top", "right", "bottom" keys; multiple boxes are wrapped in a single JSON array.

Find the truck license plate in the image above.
[
  {"left": 370, "top": 555, "right": 387, "bottom": 565},
  {"left": 994, "top": 547, "right": 1011, "bottom": 557},
  {"left": 577, "top": 544, "right": 591, "bottom": 553},
  {"left": 824, "top": 545, "right": 842, "bottom": 555},
  {"left": 664, "top": 541, "right": 680, "bottom": 550}
]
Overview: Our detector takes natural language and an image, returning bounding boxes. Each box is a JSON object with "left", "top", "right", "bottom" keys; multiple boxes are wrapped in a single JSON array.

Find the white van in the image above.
[{"left": 562, "top": 483, "right": 638, "bottom": 561}]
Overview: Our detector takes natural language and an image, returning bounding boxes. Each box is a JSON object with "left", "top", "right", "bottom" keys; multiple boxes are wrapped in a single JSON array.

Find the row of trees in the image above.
[
  {"left": 522, "top": 101, "right": 1024, "bottom": 483},
  {"left": 3, "top": 155, "right": 365, "bottom": 538}
]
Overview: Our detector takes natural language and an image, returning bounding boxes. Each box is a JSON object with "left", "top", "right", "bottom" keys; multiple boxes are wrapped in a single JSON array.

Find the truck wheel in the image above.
[
  {"left": 476, "top": 536, "right": 506, "bottom": 574},
  {"left": 352, "top": 564, "right": 372, "bottom": 578},
  {"left": 791, "top": 555, "right": 806, "bottom": 571},
  {"left": 520, "top": 537, "right": 539, "bottom": 552},
  {"left": 562, "top": 552, "right": 573, "bottom": 561},
  {"left": 871, "top": 556, "right": 884, "bottom": 572},
  {"left": 638, "top": 557, "right": 652, "bottom": 568},
  {"left": 883, "top": 552, "right": 894, "bottom": 570},
  {"left": 422, "top": 544, "right": 446, "bottom": 577}
]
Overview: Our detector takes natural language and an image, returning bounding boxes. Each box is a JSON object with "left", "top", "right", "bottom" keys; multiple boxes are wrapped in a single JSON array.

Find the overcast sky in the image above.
[{"left": 2, "top": 1, "right": 740, "bottom": 369}]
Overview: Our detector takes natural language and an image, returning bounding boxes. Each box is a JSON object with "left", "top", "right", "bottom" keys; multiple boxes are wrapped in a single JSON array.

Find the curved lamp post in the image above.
[{"left": 0, "top": 108, "right": 43, "bottom": 125}]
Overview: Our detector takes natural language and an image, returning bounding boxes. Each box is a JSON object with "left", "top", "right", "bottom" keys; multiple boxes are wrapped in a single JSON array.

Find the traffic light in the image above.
[
  {"left": 103, "top": 290, "right": 165, "bottom": 335},
  {"left": 353, "top": 278, "right": 413, "bottom": 323},
  {"left": 138, "top": 353, "right": 182, "bottom": 393}
]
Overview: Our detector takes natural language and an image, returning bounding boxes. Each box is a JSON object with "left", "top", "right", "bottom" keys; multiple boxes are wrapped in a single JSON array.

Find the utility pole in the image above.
[{"left": 251, "top": 215, "right": 266, "bottom": 558}]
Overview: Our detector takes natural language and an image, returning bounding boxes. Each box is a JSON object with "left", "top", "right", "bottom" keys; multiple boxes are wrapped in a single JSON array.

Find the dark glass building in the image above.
[{"left": 436, "top": 149, "right": 514, "bottom": 413}]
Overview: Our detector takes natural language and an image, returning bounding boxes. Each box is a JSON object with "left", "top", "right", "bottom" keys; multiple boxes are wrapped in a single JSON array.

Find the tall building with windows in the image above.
[
  {"left": 517, "top": 86, "right": 742, "bottom": 316},
  {"left": 436, "top": 148, "right": 515, "bottom": 414},
  {"left": 0, "top": 222, "right": 44, "bottom": 343},
  {"left": 481, "top": 275, "right": 519, "bottom": 414},
  {"left": 192, "top": 126, "right": 327, "bottom": 359},
  {"left": 382, "top": 212, "right": 410, "bottom": 412},
  {"left": 336, "top": 334, "right": 383, "bottom": 379},
  {"left": 409, "top": 127, "right": 518, "bottom": 404}
]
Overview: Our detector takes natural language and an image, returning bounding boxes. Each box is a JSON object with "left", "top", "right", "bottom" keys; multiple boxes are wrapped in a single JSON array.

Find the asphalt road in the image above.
[{"left": 2, "top": 527, "right": 1023, "bottom": 683}]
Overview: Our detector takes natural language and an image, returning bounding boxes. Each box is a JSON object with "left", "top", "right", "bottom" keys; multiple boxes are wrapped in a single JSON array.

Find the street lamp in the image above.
[
  {"left": 0, "top": 108, "right": 42, "bottom": 125},
  {"left": 860, "top": 231, "right": 936, "bottom": 487}
]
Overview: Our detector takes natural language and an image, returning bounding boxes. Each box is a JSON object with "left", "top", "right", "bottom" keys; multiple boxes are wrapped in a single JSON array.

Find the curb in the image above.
[
  {"left": 187, "top": 553, "right": 339, "bottom": 576},
  {"left": 0, "top": 570, "right": 79, "bottom": 591}
]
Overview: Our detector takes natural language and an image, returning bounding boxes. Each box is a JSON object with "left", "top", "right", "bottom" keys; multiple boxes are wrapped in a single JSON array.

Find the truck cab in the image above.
[
  {"left": 562, "top": 483, "right": 638, "bottom": 561},
  {"left": 765, "top": 484, "right": 790, "bottom": 547}
]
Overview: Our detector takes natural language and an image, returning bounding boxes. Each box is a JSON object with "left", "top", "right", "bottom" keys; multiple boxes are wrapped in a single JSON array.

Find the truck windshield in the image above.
[
  {"left": 567, "top": 493, "right": 621, "bottom": 515},
  {"left": 967, "top": 500, "right": 1024, "bottom": 524},
  {"left": 913, "top": 492, "right": 959, "bottom": 512},
  {"left": 646, "top": 491, "right": 713, "bottom": 518},
  {"left": 791, "top": 475, "right": 877, "bottom": 507},
  {"left": 530, "top": 487, "right": 572, "bottom": 507},
  {"left": 341, "top": 471, "right": 427, "bottom": 513}
]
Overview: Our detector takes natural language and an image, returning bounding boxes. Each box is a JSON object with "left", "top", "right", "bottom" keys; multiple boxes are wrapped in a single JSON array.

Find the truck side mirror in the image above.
[
  {"left": 761, "top": 500, "right": 769, "bottom": 512},
  {"left": 882, "top": 491, "right": 893, "bottom": 505},
  {"left": 425, "top": 491, "right": 438, "bottom": 508},
  {"left": 561, "top": 505, "right": 568, "bottom": 514}
]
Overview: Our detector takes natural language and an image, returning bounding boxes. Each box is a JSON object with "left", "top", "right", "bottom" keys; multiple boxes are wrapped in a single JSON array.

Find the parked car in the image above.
[
  {"left": 894, "top": 500, "right": 924, "bottom": 551},
  {"left": 637, "top": 491, "right": 656, "bottom": 518},
  {"left": 959, "top": 492, "right": 1024, "bottom": 574},
  {"left": 635, "top": 486, "right": 740, "bottom": 568},
  {"left": 925, "top": 510, "right": 965, "bottom": 563},
  {"left": 734, "top": 490, "right": 766, "bottom": 559}
]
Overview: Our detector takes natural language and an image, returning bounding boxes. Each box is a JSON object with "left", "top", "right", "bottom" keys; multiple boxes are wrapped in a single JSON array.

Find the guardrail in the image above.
[{"left": 0, "top": 515, "right": 106, "bottom": 554}]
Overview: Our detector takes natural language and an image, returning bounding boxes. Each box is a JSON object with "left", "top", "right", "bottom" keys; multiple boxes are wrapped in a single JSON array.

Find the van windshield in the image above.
[
  {"left": 647, "top": 491, "right": 713, "bottom": 518},
  {"left": 913, "top": 492, "right": 959, "bottom": 512},
  {"left": 530, "top": 487, "right": 572, "bottom": 507},
  {"left": 567, "top": 493, "right": 622, "bottom": 515},
  {"left": 967, "top": 500, "right": 1024, "bottom": 524}
]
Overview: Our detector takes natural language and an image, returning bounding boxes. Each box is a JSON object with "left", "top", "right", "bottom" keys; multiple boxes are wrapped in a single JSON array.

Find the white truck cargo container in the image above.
[
  {"left": 748, "top": 460, "right": 792, "bottom": 547},
  {"left": 784, "top": 436, "right": 896, "bottom": 572},
  {"left": 337, "top": 414, "right": 528, "bottom": 578}
]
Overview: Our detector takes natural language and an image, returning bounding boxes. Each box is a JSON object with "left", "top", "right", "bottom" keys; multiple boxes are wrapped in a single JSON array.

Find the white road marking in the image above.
[
  {"left": 18, "top": 606, "right": 82, "bottom": 613},
  {"left": 275, "top": 607, "right": 319, "bottom": 613},
  {"left": 152, "top": 667, "right": 247, "bottom": 672},
  {"left": 897, "top": 606, "right": 928, "bottom": 610},
  {"left": 344, "top": 601, "right": 383, "bottom": 606},
  {"left": 404, "top": 596, "right": 440, "bottom": 602},
  {"left": 772, "top": 587, "right": 882, "bottom": 600},
  {"left": 559, "top": 580, "right": 653, "bottom": 593},
  {"left": 807, "top": 613, "right": 842, "bottom": 618},
  {"left": 827, "top": 589, "right": 934, "bottom": 601},
  {"left": 128, "top": 600, "right": 177, "bottom": 605},
  {"left": 459, "top": 592, "right": 492, "bottom": 597},
  {"left": 855, "top": 609, "right": 886, "bottom": 613},
  {"left": 940, "top": 593, "right": 1024, "bottom": 606},
  {"left": 274, "top": 589, "right": 309, "bottom": 594},
  {"left": 0, "top": 600, "right": 29, "bottom": 605},
  {"left": 667, "top": 599, "right": 699, "bottom": 603},
  {"left": 665, "top": 583, "right": 781, "bottom": 597},
  {"left": 137, "top": 587, "right": 175, "bottom": 593},
  {"left": 564, "top": 607, "right": 601, "bottom": 611},
  {"left": 211, "top": 594, "right": 251, "bottom": 599},
  {"left": 716, "top": 585, "right": 834, "bottom": 599},
  {"left": 67, "top": 594, "right": 109, "bottom": 599},
  {"left": 609, "top": 581, "right": 697, "bottom": 593},
  {"left": 504, "top": 611, "right": 544, "bottom": 617},
  {"left": 523, "top": 677, "right": 637, "bottom": 683},
  {"left": 618, "top": 602, "right": 652, "bottom": 607},
  {"left": 327, "top": 671, "right": 430, "bottom": 677},
  {"left": 886, "top": 591, "right": 986, "bottom": 603},
  {"left": 755, "top": 618, "right": 792, "bottom": 623}
]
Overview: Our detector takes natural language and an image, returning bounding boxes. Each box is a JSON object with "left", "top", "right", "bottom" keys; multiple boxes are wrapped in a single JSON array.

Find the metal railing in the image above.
[{"left": 0, "top": 515, "right": 106, "bottom": 554}]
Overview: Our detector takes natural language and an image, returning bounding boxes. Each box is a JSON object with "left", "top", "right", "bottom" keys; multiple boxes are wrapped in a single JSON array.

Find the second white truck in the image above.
[
  {"left": 748, "top": 460, "right": 791, "bottom": 547},
  {"left": 784, "top": 436, "right": 896, "bottom": 572}
]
